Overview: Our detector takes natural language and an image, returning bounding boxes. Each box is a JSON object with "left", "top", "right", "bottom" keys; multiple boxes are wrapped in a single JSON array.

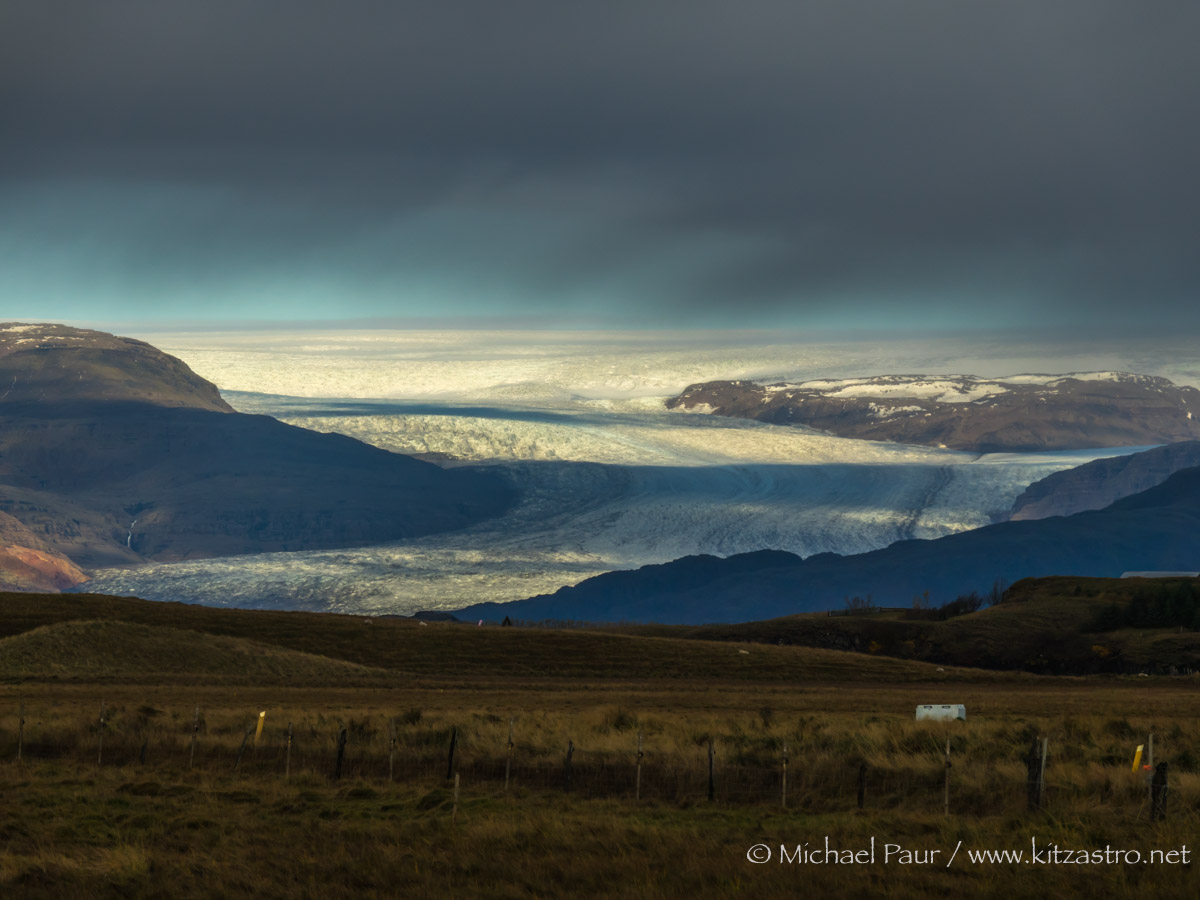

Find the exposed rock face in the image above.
[
  {"left": 0, "top": 323, "right": 517, "bottom": 577},
  {"left": 666, "top": 373, "right": 1200, "bottom": 452},
  {"left": 1007, "top": 441, "right": 1200, "bottom": 521},
  {"left": 0, "top": 511, "right": 88, "bottom": 591}
]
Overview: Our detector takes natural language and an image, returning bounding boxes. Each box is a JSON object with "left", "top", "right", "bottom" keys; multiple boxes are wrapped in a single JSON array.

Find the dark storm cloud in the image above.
[{"left": 2, "top": 1, "right": 1198, "bottom": 326}]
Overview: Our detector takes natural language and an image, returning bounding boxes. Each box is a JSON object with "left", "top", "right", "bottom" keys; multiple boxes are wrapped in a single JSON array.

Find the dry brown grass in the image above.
[
  {"left": 0, "top": 620, "right": 387, "bottom": 682},
  {"left": 4, "top": 586, "right": 1200, "bottom": 896},
  {"left": 3, "top": 679, "right": 1200, "bottom": 897}
]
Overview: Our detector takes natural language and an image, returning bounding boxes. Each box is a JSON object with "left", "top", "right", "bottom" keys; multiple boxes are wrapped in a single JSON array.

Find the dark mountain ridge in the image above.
[
  {"left": 0, "top": 323, "right": 516, "bottom": 580},
  {"left": 0, "top": 322, "right": 232, "bottom": 413},
  {"left": 454, "top": 466, "right": 1200, "bottom": 625}
]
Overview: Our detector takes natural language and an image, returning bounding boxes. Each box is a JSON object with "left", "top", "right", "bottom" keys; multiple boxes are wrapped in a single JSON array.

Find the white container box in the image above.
[{"left": 916, "top": 704, "right": 966, "bottom": 721}]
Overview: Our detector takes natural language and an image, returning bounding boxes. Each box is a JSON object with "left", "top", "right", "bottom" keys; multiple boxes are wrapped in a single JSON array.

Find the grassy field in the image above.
[{"left": 3, "top": 589, "right": 1200, "bottom": 896}]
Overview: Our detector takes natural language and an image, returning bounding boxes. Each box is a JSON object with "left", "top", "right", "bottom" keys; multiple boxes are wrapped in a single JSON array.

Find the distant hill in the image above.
[
  {"left": 0, "top": 620, "right": 385, "bottom": 682},
  {"left": 621, "top": 576, "right": 1200, "bottom": 675},
  {"left": 666, "top": 372, "right": 1200, "bottom": 452},
  {"left": 0, "top": 323, "right": 516, "bottom": 573},
  {"left": 0, "top": 322, "right": 232, "bottom": 413},
  {"left": 0, "top": 591, "right": 1008, "bottom": 683},
  {"left": 454, "top": 466, "right": 1200, "bottom": 624},
  {"left": 1006, "top": 441, "right": 1200, "bottom": 521}
]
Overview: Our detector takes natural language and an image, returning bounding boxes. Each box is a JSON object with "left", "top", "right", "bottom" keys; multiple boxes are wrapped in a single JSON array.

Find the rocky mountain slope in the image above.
[
  {"left": 666, "top": 372, "right": 1200, "bottom": 452},
  {"left": 0, "top": 510, "right": 87, "bottom": 592},
  {"left": 0, "top": 323, "right": 516, "bottom": 579},
  {"left": 0, "top": 322, "right": 232, "bottom": 413},
  {"left": 1006, "top": 441, "right": 1200, "bottom": 521},
  {"left": 455, "top": 465, "right": 1200, "bottom": 624}
]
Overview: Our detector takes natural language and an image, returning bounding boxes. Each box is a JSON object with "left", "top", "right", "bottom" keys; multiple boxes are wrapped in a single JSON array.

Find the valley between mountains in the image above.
[{"left": 0, "top": 325, "right": 1188, "bottom": 623}]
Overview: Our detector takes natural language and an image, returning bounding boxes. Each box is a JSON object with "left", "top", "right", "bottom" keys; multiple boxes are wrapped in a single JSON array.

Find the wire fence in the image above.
[{"left": 0, "top": 701, "right": 1185, "bottom": 820}]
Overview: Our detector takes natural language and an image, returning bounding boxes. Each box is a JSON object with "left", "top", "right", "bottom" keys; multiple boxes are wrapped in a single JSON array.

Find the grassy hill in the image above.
[
  {"left": 0, "top": 620, "right": 384, "bottom": 683},
  {"left": 625, "top": 576, "right": 1200, "bottom": 674},
  {"left": 0, "top": 591, "right": 1017, "bottom": 684}
]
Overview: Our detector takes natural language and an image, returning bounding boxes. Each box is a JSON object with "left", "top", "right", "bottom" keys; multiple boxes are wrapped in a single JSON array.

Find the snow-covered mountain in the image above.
[{"left": 667, "top": 372, "right": 1200, "bottom": 452}]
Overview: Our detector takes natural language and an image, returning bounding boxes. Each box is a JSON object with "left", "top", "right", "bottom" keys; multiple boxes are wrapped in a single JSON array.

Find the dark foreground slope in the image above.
[
  {"left": 455, "top": 466, "right": 1200, "bottom": 624},
  {"left": 0, "top": 324, "right": 515, "bottom": 574}
]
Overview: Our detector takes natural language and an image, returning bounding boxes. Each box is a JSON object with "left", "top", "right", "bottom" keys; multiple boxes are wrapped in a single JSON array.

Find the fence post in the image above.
[
  {"left": 564, "top": 739, "right": 574, "bottom": 791},
  {"left": 234, "top": 724, "right": 255, "bottom": 773},
  {"left": 781, "top": 741, "right": 788, "bottom": 809},
  {"left": 16, "top": 701, "right": 24, "bottom": 763},
  {"left": 446, "top": 727, "right": 458, "bottom": 781},
  {"left": 504, "top": 718, "right": 514, "bottom": 793},
  {"left": 1147, "top": 733, "right": 1155, "bottom": 803},
  {"left": 635, "top": 731, "right": 643, "bottom": 801},
  {"left": 1025, "top": 737, "right": 1042, "bottom": 811},
  {"left": 943, "top": 739, "right": 951, "bottom": 815},
  {"left": 334, "top": 726, "right": 348, "bottom": 780},
  {"left": 388, "top": 719, "right": 397, "bottom": 783},
  {"left": 1151, "top": 762, "right": 1169, "bottom": 821},
  {"left": 189, "top": 706, "right": 199, "bottom": 769},
  {"left": 97, "top": 701, "right": 106, "bottom": 767},
  {"left": 453, "top": 772, "right": 460, "bottom": 822},
  {"left": 708, "top": 739, "right": 715, "bottom": 802},
  {"left": 857, "top": 761, "right": 867, "bottom": 810},
  {"left": 285, "top": 722, "right": 293, "bottom": 781},
  {"left": 1039, "top": 738, "right": 1048, "bottom": 809},
  {"left": 139, "top": 737, "right": 148, "bottom": 766}
]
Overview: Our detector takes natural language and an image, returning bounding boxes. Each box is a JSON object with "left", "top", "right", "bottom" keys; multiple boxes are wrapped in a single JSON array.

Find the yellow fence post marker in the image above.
[
  {"left": 1132, "top": 744, "right": 1144, "bottom": 773},
  {"left": 254, "top": 711, "right": 266, "bottom": 747}
]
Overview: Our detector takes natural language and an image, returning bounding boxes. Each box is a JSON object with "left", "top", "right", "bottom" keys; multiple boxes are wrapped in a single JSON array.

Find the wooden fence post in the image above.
[
  {"left": 1039, "top": 738, "right": 1048, "bottom": 809},
  {"left": 234, "top": 724, "right": 255, "bottom": 772},
  {"left": 707, "top": 739, "right": 715, "bottom": 802},
  {"left": 388, "top": 719, "right": 397, "bottom": 783},
  {"left": 139, "top": 737, "right": 148, "bottom": 766},
  {"left": 564, "top": 739, "right": 574, "bottom": 791},
  {"left": 189, "top": 706, "right": 199, "bottom": 769},
  {"left": 1147, "top": 733, "right": 1155, "bottom": 802},
  {"left": 857, "top": 761, "right": 867, "bottom": 810},
  {"left": 453, "top": 772, "right": 460, "bottom": 822},
  {"left": 504, "top": 718, "right": 514, "bottom": 793},
  {"left": 1025, "top": 737, "right": 1042, "bottom": 811},
  {"left": 16, "top": 701, "right": 24, "bottom": 763},
  {"left": 635, "top": 731, "right": 643, "bottom": 801},
  {"left": 781, "top": 741, "right": 788, "bottom": 809},
  {"left": 1151, "top": 762, "right": 1169, "bottom": 821},
  {"left": 285, "top": 722, "right": 293, "bottom": 781},
  {"left": 97, "top": 701, "right": 106, "bottom": 767},
  {"left": 943, "top": 739, "right": 951, "bottom": 815},
  {"left": 334, "top": 726, "right": 348, "bottom": 780},
  {"left": 446, "top": 727, "right": 458, "bottom": 781}
]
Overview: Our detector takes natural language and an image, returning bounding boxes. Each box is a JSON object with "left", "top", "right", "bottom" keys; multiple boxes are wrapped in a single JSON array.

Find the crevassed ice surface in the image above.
[{"left": 79, "top": 331, "right": 1200, "bottom": 615}]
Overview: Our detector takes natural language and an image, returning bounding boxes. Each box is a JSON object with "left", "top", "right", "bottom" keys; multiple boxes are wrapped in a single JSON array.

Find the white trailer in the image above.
[{"left": 916, "top": 704, "right": 966, "bottom": 721}]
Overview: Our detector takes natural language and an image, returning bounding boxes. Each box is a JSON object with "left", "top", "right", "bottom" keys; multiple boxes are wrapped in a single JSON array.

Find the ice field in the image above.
[{"left": 79, "top": 331, "right": 1200, "bottom": 615}]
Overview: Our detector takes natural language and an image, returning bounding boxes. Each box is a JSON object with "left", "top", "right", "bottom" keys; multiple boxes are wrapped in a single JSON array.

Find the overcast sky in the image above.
[{"left": 2, "top": 1, "right": 1197, "bottom": 331}]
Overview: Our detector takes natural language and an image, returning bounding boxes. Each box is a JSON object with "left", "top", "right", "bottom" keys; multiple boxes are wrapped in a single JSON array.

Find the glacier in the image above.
[{"left": 76, "top": 330, "right": 1200, "bottom": 615}]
